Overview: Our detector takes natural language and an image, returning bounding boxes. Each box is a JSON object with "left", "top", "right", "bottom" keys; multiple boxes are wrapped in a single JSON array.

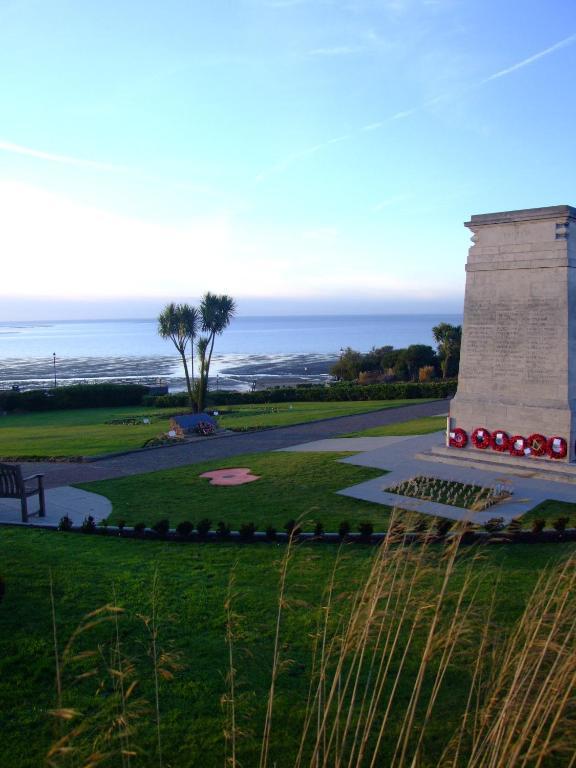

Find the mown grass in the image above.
[
  {"left": 513, "top": 499, "right": 576, "bottom": 528},
  {"left": 343, "top": 414, "right": 446, "bottom": 437},
  {"left": 215, "top": 398, "right": 438, "bottom": 430},
  {"left": 0, "top": 527, "right": 573, "bottom": 768},
  {"left": 0, "top": 400, "right": 438, "bottom": 458},
  {"left": 78, "top": 451, "right": 399, "bottom": 531},
  {"left": 0, "top": 406, "right": 177, "bottom": 458}
]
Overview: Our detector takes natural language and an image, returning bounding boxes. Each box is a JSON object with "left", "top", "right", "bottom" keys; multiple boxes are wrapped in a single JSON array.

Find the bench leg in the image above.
[
  {"left": 20, "top": 496, "right": 28, "bottom": 524},
  {"left": 38, "top": 477, "right": 46, "bottom": 518}
]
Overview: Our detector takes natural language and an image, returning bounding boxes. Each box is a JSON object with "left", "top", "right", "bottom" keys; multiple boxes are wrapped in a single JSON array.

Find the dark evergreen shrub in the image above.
[
  {"left": 265, "top": 525, "right": 277, "bottom": 540},
  {"left": 313, "top": 521, "right": 325, "bottom": 538},
  {"left": 58, "top": 515, "right": 73, "bottom": 531},
  {"left": 483, "top": 517, "right": 505, "bottom": 533},
  {"left": 358, "top": 521, "right": 374, "bottom": 539},
  {"left": 196, "top": 518, "right": 212, "bottom": 537},
  {"left": 176, "top": 521, "right": 194, "bottom": 537},
  {"left": 239, "top": 522, "right": 256, "bottom": 540},
  {"left": 531, "top": 518, "right": 546, "bottom": 533},
  {"left": 133, "top": 522, "right": 147, "bottom": 535},
  {"left": 81, "top": 515, "right": 96, "bottom": 533},
  {"left": 552, "top": 516, "right": 570, "bottom": 532},
  {"left": 434, "top": 518, "right": 453, "bottom": 537},
  {"left": 284, "top": 519, "right": 301, "bottom": 538},
  {"left": 216, "top": 521, "right": 231, "bottom": 538},
  {"left": 152, "top": 519, "right": 170, "bottom": 536},
  {"left": 338, "top": 520, "right": 351, "bottom": 539}
]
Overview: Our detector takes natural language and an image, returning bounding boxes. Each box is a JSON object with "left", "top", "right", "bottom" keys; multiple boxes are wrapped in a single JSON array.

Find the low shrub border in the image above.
[
  {"left": 0, "top": 384, "right": 149, "bottom": 412},
  {"left": 146, "top": 380, "right": 457, "bottom": 408},
  {"left": 8, "top": 518, "right": 576, "bottom": 545}
]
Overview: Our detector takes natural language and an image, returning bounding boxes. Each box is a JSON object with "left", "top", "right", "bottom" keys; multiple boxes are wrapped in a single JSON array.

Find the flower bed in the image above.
[{"left": 385, "top": 476, "right": 512, "bottom": 512}]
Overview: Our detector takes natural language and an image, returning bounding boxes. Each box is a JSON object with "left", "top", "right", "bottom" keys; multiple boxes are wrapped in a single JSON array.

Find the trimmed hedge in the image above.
[
  {"left": 145, "top": 380, "right": 457, "bottom": 408},
  {"left": 0, "top": 384, "right": 149, "bottom": 412}
]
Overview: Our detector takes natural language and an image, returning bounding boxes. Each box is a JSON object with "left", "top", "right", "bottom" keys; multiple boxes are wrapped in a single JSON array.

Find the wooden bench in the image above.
[{"left": 0, "top": 463, "right": 46, "bottom": 523}]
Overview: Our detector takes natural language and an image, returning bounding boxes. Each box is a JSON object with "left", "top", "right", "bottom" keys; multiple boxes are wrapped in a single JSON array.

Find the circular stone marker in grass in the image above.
[{"left": 200, "top": 468, "right": 261, "bottom": 486}]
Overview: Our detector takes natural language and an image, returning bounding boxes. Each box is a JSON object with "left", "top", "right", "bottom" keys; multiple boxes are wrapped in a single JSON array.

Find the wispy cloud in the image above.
[
  {"left": 372, "top": 194, "right": 411, "bottom": 212},
  {"left": 481, "top": 32, "right": 576, "bottom": 83},
  {"left": 255, "top": 31, "right": 576, "bottom": 185},
  {"left": 308, "top": 45, "right": 361, "bottom": 56},
  {"left": 0, "top": 139, "right": 120, "bottom": 170}
]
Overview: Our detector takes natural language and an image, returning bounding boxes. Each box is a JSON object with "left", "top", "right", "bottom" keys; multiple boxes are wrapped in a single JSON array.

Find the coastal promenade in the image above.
[{"left": 18, "top": 399, "right": 448, "bottom": 488}]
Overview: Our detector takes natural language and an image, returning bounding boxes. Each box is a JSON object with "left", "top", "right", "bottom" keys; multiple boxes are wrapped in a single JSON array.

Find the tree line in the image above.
[
  {"left": 330, "top": 322, "right": 462, "bottom": 383},
  {"left": 157, "top": 292, "right": 235, "bottom": 412}
]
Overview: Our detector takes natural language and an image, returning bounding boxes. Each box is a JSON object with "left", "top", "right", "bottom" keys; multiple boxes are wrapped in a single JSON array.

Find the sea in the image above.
[{"left": 0, "top": 314, "right": 463, "bottom": 392}]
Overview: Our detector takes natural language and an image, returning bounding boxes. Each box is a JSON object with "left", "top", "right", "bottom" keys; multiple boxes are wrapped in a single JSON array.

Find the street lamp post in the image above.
[{"left": 53, "top": 353, "right": 57, "bottom": 387}]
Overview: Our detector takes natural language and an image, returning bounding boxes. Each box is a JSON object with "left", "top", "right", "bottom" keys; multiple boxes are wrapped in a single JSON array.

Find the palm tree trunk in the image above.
[{"left": 180, "top": 351, "right": 194, "bottom": 408}]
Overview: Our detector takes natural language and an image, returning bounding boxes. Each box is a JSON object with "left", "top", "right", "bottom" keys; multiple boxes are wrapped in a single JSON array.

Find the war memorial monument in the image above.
[{"left": 447, "top": 205, "right": 576, "bottom": 466}]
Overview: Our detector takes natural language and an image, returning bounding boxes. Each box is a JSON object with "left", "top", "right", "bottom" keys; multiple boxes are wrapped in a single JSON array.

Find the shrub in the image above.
[
  {"left": 133, "top": 522, "right": 147, "bottom": 536},
  {"left": 152, "top": 519, "right": 170, "bottom": 536},
  {"left": 265, "top": 525, "right": 277, "bottom": 540},
  {"left": 0, "top": 383, "right": 148, "bottom": 413},
  {"left": 149, "top": 380, "right": 458, "bottom": 408},
  {"left": 58, "top": 515, "right": 73, "bottom": 532},
  {"left": 313, "top": 521, "right": 324, "bottom": 538},
  {"left": 197, "top": 518, "right": 212, "bottom": 538},
  {"left": 434, "top": 518, "right": 453, "bottom": 537},
  {"left": 176, "top": 521, "right": 194, "bottom": 538},
  {"left": 116, "top": 519, "right": 126, "bottom": 531},
  {"left": 483, "top": 517, "right": 505, "bottom": 533},
  {"left": 358, "top": 521, "right": 374, "bottom": 539},
  {"left": 216, "top": 521, "right": 231, "bottom": 538},
  {"left": 552, "top": 516, "right": 570, "bottom": 532},
  {"left": 506, "top": 518, "right": 523, "bottom": 535},
  {"left": 338, "top": 520, "right": 351, "bottom": 539},
  {"left": 284, "top": 519, "right": 301, "bottom": 538},
  {"left": 532, "top": 518, "right": 546, "bottom": 534},
  {"left": 239, "top": 522, "right": 256, "bottom": 540},
  {"left": 418, "top": 365, "right": 436, "bottom": 383},
  {"left": 81, "top": 515, "right": 96, "bottom": 533}
]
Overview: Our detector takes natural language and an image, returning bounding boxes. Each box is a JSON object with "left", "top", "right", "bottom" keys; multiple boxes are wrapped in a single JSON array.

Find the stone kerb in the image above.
[{"left": 449, "top": 205, "right": 576, "bottom": 463}]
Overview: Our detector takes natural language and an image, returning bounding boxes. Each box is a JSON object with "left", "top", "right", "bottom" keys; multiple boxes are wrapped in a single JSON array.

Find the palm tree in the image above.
[
  {"left": 157, "top": 302, "right": 198, "bottom": 407},
  {"left": 196, "top": 293, "right": 236, "bottom": 412},
  {"left": 432, "top": 322, "right": 462, "bottom": 379}
]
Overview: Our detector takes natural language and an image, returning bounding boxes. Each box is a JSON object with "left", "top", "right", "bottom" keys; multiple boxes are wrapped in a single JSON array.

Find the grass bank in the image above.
[{"left": 0, "top": 528, "right": 573, "bottom": 767}]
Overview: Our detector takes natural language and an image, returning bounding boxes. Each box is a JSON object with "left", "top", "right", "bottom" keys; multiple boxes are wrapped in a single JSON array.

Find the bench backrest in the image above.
[{"left": 0, "top": 463, "right": 24, "bottom": 498}]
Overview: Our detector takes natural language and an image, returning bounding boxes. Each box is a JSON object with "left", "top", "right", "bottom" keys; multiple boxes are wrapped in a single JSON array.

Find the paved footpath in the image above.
[{"left": 18, "top": 400, "right": 448, "bottom": 488}]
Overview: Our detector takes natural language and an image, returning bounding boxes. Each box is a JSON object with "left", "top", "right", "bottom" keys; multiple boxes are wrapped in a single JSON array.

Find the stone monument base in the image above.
[{"left": 418, "top": 444, "right": 576, "bottom": 483}]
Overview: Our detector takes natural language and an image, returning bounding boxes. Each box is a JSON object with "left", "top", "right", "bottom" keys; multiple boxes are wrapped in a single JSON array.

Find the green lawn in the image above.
[
  {"left": 215, "top": 398, "right": 438, "bottom": 430},
  {"left": 78, "top": 451, "right": 399, "bottom": 531},
  {"left": 343, "top": 413, "right": 446, "bottom": 437},
  {"left": 0, "top": 399, "right": 439, "bottom": 458},
  {"left": 0, "top": 406, "right": 178, "bottom": 459},
  {"left": 0, "top": 528, "right": 573, "bottom": 768}
]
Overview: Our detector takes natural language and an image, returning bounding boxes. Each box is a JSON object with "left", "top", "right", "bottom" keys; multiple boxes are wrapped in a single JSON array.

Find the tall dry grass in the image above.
[{"left": 47, "top": 516, "right": 575, "bottom": 767}]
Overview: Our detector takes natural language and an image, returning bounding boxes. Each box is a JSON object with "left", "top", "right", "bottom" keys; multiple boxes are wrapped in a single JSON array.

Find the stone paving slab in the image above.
[
  {"left": 286, "top": 431, "right": 576, "bottom": 523},
  {"left": 0, "top": 487, "right": 111, "bottom": 526},
  {"left": 278, "top": 435, "right": 417, "bottom": 452}
]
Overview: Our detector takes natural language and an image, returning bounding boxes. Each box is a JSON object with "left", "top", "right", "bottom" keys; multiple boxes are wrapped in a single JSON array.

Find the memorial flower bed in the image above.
[{"left": 386, "top": 476, "right": 512, "bottom": 512}]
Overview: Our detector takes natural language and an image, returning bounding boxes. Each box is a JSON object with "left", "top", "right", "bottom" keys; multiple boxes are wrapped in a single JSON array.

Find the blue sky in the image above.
[{"left": 1, "top": 0, "right": 575, "bottom": 319}]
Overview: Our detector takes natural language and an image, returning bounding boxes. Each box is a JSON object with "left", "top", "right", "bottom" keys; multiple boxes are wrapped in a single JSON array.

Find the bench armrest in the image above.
[{"left": 23, "top": 473, "right": 45, "bottom": 482}]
